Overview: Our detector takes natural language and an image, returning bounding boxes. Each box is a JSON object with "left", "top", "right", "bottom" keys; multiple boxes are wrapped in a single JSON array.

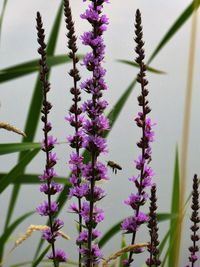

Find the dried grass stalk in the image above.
[
  {"left": 101, "top": 243, "right": 148, "bottom": 267},
  {"left": 15, "top": 225, "right": 70, "bottom": 247},
  {"left": 0, "top": 121, "right": 26, "bottom": 137}
]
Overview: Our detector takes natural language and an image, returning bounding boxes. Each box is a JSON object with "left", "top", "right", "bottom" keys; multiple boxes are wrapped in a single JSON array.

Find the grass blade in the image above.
[
  {"left": 0, "top": 54, "right": 83, "bottom": 83},
  {"left": 0, "top": 211, "right": 34, "bottom": 259},
  {"left": 0, "top": 149, "right": 40, "bottom": 193},
  {"left": 0, "top": 173, "right": 68, "bottom": 185},
  {"left": 0, "top": 142, "right": 40, "bottom": 155},
  {"left": 32, "top": 246, "right": 51, "bottom": 267},
  {"left": 176, "top": 1, "right": 199, "bottom": 266},
  {"left": 98, "top": 213, "right": 173, "bottom": 249},
  {"left": 0, "top": 0, "right": 8, "bottom": 42},
  {"left": 117, "top": 59, "right": 166, "bottom": 74},
  {"left": 168, "top": 146, "right": 180, "bottom": 267},
  {"left": 119, "top": 235, "right": 128, "bottom": 267},
  {"left": 148, "top": 0, "right": 200, "bottom": 63}
]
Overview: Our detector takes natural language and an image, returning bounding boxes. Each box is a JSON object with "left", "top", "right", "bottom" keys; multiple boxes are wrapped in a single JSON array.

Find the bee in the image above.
[{"left": 107, "top": 160, "right": 122, "bottom": 174}]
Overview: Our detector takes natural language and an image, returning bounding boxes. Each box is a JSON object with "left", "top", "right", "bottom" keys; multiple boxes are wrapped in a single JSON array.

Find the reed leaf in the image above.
[
  {"left": 0, "top": 149, "right": 40, "bottom": 193},
  {"left": 168, "top": 146, "right": 180, "bottom": 267},
  {"left": 0, "top": 142, "right": 41, "bottom": 155},
  {"left": 148, "top": 0, "right": 200, "bottom": 63},
  {"left": 117, "top": 59, "right": 166, "bottom": 74},
  {"left": 0, "top": 173, "right": 68, "bottom": 185},
  {"left": 0, "top": 211, "right": 34, "bottom": 259},
  {"left": 119, "top": 235, "right": 128, "bottom": 267},
  {"left": 0, "top": 54, "right": 83, "bottom": 83},
  {"left": 0, "top": 0, "right": 8, "bottom": 42}
]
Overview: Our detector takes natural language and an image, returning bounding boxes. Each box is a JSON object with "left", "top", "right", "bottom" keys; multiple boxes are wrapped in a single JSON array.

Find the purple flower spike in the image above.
[
  {"left": 79, "top": 0, "right": 109, "bottom": 265},
  {"left": 122, "top": 10, "right": 156, "bottom": 266},
  {"left": 36, "top": 12, "right": 65, "bottom": 266}
]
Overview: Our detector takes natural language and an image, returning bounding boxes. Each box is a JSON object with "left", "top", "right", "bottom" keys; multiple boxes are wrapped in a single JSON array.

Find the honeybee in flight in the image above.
[{"left": 107, "top": 161, "right": 122, "bottom": 174}]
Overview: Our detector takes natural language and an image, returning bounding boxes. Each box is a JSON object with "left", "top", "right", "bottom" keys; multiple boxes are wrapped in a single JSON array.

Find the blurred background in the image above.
[{"left": 0, "top": 0, "right": 200, "bottom": 266}]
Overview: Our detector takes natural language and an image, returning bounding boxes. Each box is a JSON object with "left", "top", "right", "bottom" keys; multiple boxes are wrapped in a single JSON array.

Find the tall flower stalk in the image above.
[
  {"left": 185, "top": 174, "right": 200, "bottom": 267},
  {"left": 73, "top": 0, "right": 109, "bottom": 266},
  {"left": 63, "top": 1, "right": 84, "bottom": 266},
  {"left": 36, "top": 12, "right": 67, "bottom": 266},
  {"left": 146, "top": 186, "right": 161, "bottom": 267},
  {"left": 121, "top": 9, "right": 155, "bottom": 266}
]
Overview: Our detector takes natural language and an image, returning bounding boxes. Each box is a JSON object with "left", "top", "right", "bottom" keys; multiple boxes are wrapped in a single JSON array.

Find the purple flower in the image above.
[
  {"left": 80, "top": 201, "right": 104, "bottom": 224},
  {"left": 76, "top": 229, "right": 101, "bottom": 245},
  {"left": 82, "top": 162, "right": 108, "bottom": 181},
  {"left": 80, "top": 244, "right": 102, "bottom": 265},
  {"left": 42, "top": 228, "right": 60, "bottom": 243},
  {"left": 48, "top": 249, "right": 67, "bottom": 262},
  {"left": 40, "top": 182, "right": 63, "bottom": 195},
  {"left": 36, "top": 201, "right": 58, "bottom": 216},
  {"left": 38, "top": 168, "right": 57, "bottom": 181},
  {"left": 121, "top": 212, "right": 149, "bottom": 233}
]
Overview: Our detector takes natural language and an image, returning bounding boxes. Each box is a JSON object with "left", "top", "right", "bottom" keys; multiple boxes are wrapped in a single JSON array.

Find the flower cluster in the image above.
[
  {"left": 67, "top": 0, "right": 110, "bottom": 265},
  {"left": 36, "top": 12, "right": 67, "bottom": 264},
  {"left": 121, "top": 10, "right": 155, "bottom": 266}
]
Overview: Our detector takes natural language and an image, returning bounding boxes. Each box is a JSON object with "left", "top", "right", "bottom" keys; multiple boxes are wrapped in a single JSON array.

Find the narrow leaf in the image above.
[
  {"left": 0, "top": 149, "right": 40, "bottom": 193},
  {"left": 0, "top": 0, "right": 8, "bottom": 41},
  {"left": 0, "top": 211, "right": 34, "bottom": 259},
  {"left": 32, "top": 246, "right": 51, "bottom": 267},
  {"left": 0, "top": 142, "right": 41, "bottom": 155},
  {"left": 0, "top": 173, "right": 68, "bottom": 185},
  {"left": 148, "top": 0, "right": 200, "bottom": 63},
  {"left": 119, "top": 235, "right": 128, "bottom": 267},
  {"left": 117, "top": 59, "right": 166, "bottom": 74},
  {"left": 0, "top": 54, "right": 83, "bottom": 83},
  {"left": 98, "top": 213, "right": 173, "bottom": 249},
  {"left": 168, "top": 146, "right": 180, "bottom": 267}
]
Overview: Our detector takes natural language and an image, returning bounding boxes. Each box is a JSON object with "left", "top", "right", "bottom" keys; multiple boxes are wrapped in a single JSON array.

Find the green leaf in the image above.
[
  {"left": 119, "top": 235, "right": 128, "bottom": 267},
  {"left": 117, "top": 59, "right": 166, "bottom": 74},
  {"left": 32, "top": 246, "right": 51, "bottom": 267},
  {"left": 0, "top": 149, "right": 40, "bottom": 193},
  {"left": 159, "top": 229, "right": 170, "bottom": 256},
  {"left": 148, "top": 0, "right": 200, "bottom": 63},
  {"left": 0, "top": 142, "right": 41, "bottom": 155},
  {"left": 0, "top": 0, "right": 8, "bottom": 41},
  {"left": 0, "top": 173, "right": 68, "bottom": 185},
  {"left": 0, "top": 211, "right": 34, "bottom": 256},
  {"left": 0, "top": 54, "right": 83, "bottom": 83},
  {"left": 98, "top": 213, "right": 173, "bottom": 249},
  {"left": 168, "top": 146, "right": 180, "bottom": 267}
]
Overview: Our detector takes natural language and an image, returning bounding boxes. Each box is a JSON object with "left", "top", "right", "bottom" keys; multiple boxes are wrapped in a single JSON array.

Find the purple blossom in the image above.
[
  {"left": 80, "top": 244, "right": 102, "bottom": 265},
  {"left": 48, "top": 249, "right": 67, "bottom": 262},
  {"left": 82, "top": 162, "right": 108, "bottom": 181},
  {"left": 38, "top": 168, "right": 57, "bottom": 181},
  {"left": 121, "top": 212, "right": 149, "bottom": 233},
  {"left": 76, "top": 229, "right": 101, "bottom": 245},
  {"left": 40, "top": 182, "right": 63, "bottom": 195},
  {"left": 42, "top": 228, "right": 60, "bottom": 243},
  {"left": 80, "top": 201, "right": 104, "bottom": 224},
  {"left": 36, "top": 201, "right": 58, "bottom": 216}
]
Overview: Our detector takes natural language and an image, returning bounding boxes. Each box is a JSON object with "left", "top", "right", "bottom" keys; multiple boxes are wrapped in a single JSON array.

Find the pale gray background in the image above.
[{"left": 0, "top": 0, "right": 200, "bottom": 266}]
